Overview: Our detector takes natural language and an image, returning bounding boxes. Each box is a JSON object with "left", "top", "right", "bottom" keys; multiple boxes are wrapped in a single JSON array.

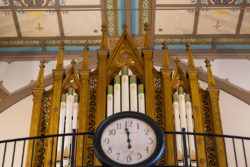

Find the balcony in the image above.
[{"left": 0, "top": 130, "right": 249, "bottom": 167}]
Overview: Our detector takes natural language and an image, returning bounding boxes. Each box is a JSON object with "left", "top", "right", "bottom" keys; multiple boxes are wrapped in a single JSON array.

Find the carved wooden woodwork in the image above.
[{"left": 27, "top": 24, "right": 225, "bottom": 167}]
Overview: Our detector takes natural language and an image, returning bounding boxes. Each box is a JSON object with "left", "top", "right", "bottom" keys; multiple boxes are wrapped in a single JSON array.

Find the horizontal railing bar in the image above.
[
  {"left": 0, "top": 132, "right": 94, "bottom": 144},
  {"left": 1, "top": 131, "right": 250, "bottom": 144},
  {"left": 164, "top": 131, "right": 250, "bottom": 140}
]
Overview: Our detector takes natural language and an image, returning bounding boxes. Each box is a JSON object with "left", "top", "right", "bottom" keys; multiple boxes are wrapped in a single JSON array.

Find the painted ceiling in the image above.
[
  {"left": 0, "top": 0, "right": 249, "bottom": 49},
  {"left": 0, "top": 0, "right": 250, "bottom": 112}
]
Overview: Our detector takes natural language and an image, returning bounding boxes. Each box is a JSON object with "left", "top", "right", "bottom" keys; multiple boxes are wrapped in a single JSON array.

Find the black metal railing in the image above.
[{"left": 0, "top": 129, "right": 249, "bottom": 167}]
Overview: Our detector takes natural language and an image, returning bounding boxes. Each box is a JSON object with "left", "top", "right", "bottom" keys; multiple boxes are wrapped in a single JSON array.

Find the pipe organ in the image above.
[
  {"left": 173, "top": 87, "right": 196, "bottom": 164},
  {"left": 106, "top": 66, "right": 145, "bottom": 116},
  {"left": 27, "top": 24, "right": 226, "bottom": 167},
  {"left": 56, "top": 88, "right": 79, "bottom": 166}
]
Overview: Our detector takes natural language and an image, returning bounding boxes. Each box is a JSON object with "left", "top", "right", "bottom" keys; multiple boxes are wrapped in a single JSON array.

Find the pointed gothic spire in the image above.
[
  {"left": 82, "top": 43, "right": 89, "bottom": 70},
  {"left": 35, "top": 60, "right": 45, "bottom": 88},
  {"left": 144, "top": 23, "right": 151, "bottom": 49},
  {"left": 186, "top": 43, "right": 195, "bottom": 69},
  {"left": 71, "top": 59, "right": 76, "bottom": 66},
  {"left": 175, "top": 57, "right": 180, "bottom": 67},
  {"left": 162, "top": 41, "right": 170, "bottom": 69},
  {"left": 123, "top": 24, "right": 128, "bottom": 31},
  {"left": 56, "top": 42, "right": 64, "bottom": 70},
  {"left": 205, "top": 58, "right": 216, "bottom": 87},
  {"left": 101, "top": 23, "right": 107, "bottom": 49}
]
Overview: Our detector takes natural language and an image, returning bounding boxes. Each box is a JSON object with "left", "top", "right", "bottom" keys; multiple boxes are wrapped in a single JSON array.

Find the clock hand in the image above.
[{"left": 125, "top": 128, "right": 132, "bottom": 149}]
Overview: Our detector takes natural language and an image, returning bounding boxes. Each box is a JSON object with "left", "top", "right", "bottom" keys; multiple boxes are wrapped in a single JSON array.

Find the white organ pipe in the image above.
[
  {"left": 185, "top": 94, "right": 196, "bottom": 161},
  {"left": 130, "top": 75, "right": 138, "bottom": 112},
  {"left": 173, "top": 94, "right": 183, "bottom": 161},
  {"left": 178, "top": 87, "right": 189, "bottom": 154},
  {"left": 114, "top": 75, "right": 121, "bottom": 114},
  {"left": 56, "top": 94, "right": 66, "bottom": 162},
  {"left": 121, "top": 66, "right": 129, "bottom": 111},
  {"left": 64, "top": 87, "right": 74, "bottom": 158},
  {"left": 72, "top": 94, "right": 79, "bottom": 130},
  {"left": 178, "top": 87, "right": 188, "bottom": 130},
  {"left": 138, "top": 84, "right": 145, "bottom": 114},
  {"left": 107, "top": 85, "right": 113, "bottom": 117}
]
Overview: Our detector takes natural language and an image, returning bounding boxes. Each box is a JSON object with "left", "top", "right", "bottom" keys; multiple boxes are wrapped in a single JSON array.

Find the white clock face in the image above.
[{"left": 100, "top": 118, "right": 157, "bottom": 165}]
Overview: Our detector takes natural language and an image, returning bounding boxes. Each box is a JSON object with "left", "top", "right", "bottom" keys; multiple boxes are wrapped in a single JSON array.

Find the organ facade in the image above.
[{"left": 27, "top": 24, "right": 226, "bottom": 167}]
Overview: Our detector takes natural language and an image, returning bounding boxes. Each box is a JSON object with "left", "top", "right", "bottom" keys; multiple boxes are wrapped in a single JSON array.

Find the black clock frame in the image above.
[{"left": 93, "top": 111, "right": 165, "bottom": 167}]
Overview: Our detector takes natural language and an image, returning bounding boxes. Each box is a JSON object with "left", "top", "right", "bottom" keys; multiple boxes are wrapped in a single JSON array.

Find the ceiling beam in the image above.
[
  {"left": 236, "top": 0, "right": 247, "bottom": 34},
  {"left": 192, "top": 0, "right": 201, "bottom": 35},
  {"left": 9, "top": 0, "right": 22, "bottom": 37},
  {"left": 55, "top": 0, "right": 65, "bottom": 37}
]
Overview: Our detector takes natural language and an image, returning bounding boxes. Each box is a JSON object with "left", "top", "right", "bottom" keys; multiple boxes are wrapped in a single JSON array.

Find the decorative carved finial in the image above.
[
  {"left": 56, "top": 42, "right": 64, "bottom": 70},
  {"left": 186, "top": 43, "right": 195, "bottom": 69},
  {"left": 71, "top": 59, "right": 76, "bottom": 66},
  {"left": 205, "top": 58, "right": 211, "bottom": 68},
  {"left": 101, "top": 23, "right": 107, "bottom": 49},
  {"left": 144, "top": 23, "right": 150, "bottom": 31},
  {"left": 123, "top": 24, "right": 127, "bottom": 30},
  {"left": 175, "top": 57, "right": 180, "bottom": 65},
  {"left": 144, "top": 23, "right": 151, "bottom": 49},
  {"left": 35, "top": 60, "right": 45, "bottom": 88},
  {"left": 82, "top": 43, "right": 89, "bottom": 70},
  {"left": 162, "top": 41, "right": 170, "bottom": 69},
  {"left": 40, "top": 59, "right": 45, "bottom": 68},
  {"left": 205, "top": 58, "right": 216, "bottom": 87}
]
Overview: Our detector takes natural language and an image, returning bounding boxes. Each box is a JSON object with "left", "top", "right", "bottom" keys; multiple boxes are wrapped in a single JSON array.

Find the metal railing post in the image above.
[
  {"left": 182, "top": 128, "right": 188, "bottom": 167},
  {"left": 71, "top": 130, "right": 76, "bottom": 167}
]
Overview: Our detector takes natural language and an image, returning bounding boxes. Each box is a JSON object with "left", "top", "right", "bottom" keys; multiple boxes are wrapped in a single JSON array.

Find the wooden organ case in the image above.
[{"left": 27, "top": 24, "right": 227, "bottom": 167}]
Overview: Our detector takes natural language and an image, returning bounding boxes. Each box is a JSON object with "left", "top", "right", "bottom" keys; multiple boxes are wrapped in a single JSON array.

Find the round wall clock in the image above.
[{"left": 94, "top": 111, "right": 164, "bottom": 167}]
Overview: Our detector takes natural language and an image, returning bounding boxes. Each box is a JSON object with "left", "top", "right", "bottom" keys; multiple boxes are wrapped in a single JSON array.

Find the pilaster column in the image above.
[
  {"left": 26, "top": 88, "right": 44, "bottom": 167},
  {"left": 45, "top": 69, "right": 64, "bottom": 166},
  {"left": 206, "top": 58, "right": 227, "bottom": 166},
  {"left": 26, "top": 60, "right": 45, "bottom": 167},
  {"left": 208, "top": 88, "right": 227, "bottom": 167},
  {"left": 142, "top": 49, "right": 155, "bottom": 120},
  {"left": 94, "top": 49, "right": 108, "bottom": 166},
  {"left": 77, "top": 70, "right": 89, "bottom": 166},
  {"left": 161, "top": 68, "right": 175, "bottom": 165},
  {"left": 188, "top": 69, "right": 207, "bottom": 167}
]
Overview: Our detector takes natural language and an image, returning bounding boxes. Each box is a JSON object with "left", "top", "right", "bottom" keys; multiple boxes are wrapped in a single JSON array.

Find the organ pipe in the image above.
[
  {"left": 130, "top": 75, "right": 138, "bottom": 112},
  {"left": 138, "top": 84, "right": 145, "bottom": 114},
  {"left": 64, "top": 88, "right": 74, "bottom": 158},
  {"left": 72, "top": 94, "right": 79, "bottom": 130},
  {"left": 56, "top": 94, "right": 66, "bottom": 162},
  {"left": 121, "top": 66, "right": 129, "bottom": 111},
  {"left": 178, "top": 87, "right": 189, "bottom": 154},
  {"left": 173, "top": 94, "right": 183, "bottom": 161},
  {"left": 107, "top": 85, "right": 113, "bottom": 117},
  {"left": 114, "top": 75, "right": 121, "bottom": 114},
  {"left": 185, "top": 94, "right": 196, "bottom": 161}
]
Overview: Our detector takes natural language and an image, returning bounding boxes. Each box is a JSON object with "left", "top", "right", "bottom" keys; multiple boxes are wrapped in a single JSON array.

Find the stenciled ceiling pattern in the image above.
[
  {"left": 0, "top": 0, "right": 249, "bottom": 48},
  {"left": 0, "top": 0, "right": 250, "bottom": 112}
]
